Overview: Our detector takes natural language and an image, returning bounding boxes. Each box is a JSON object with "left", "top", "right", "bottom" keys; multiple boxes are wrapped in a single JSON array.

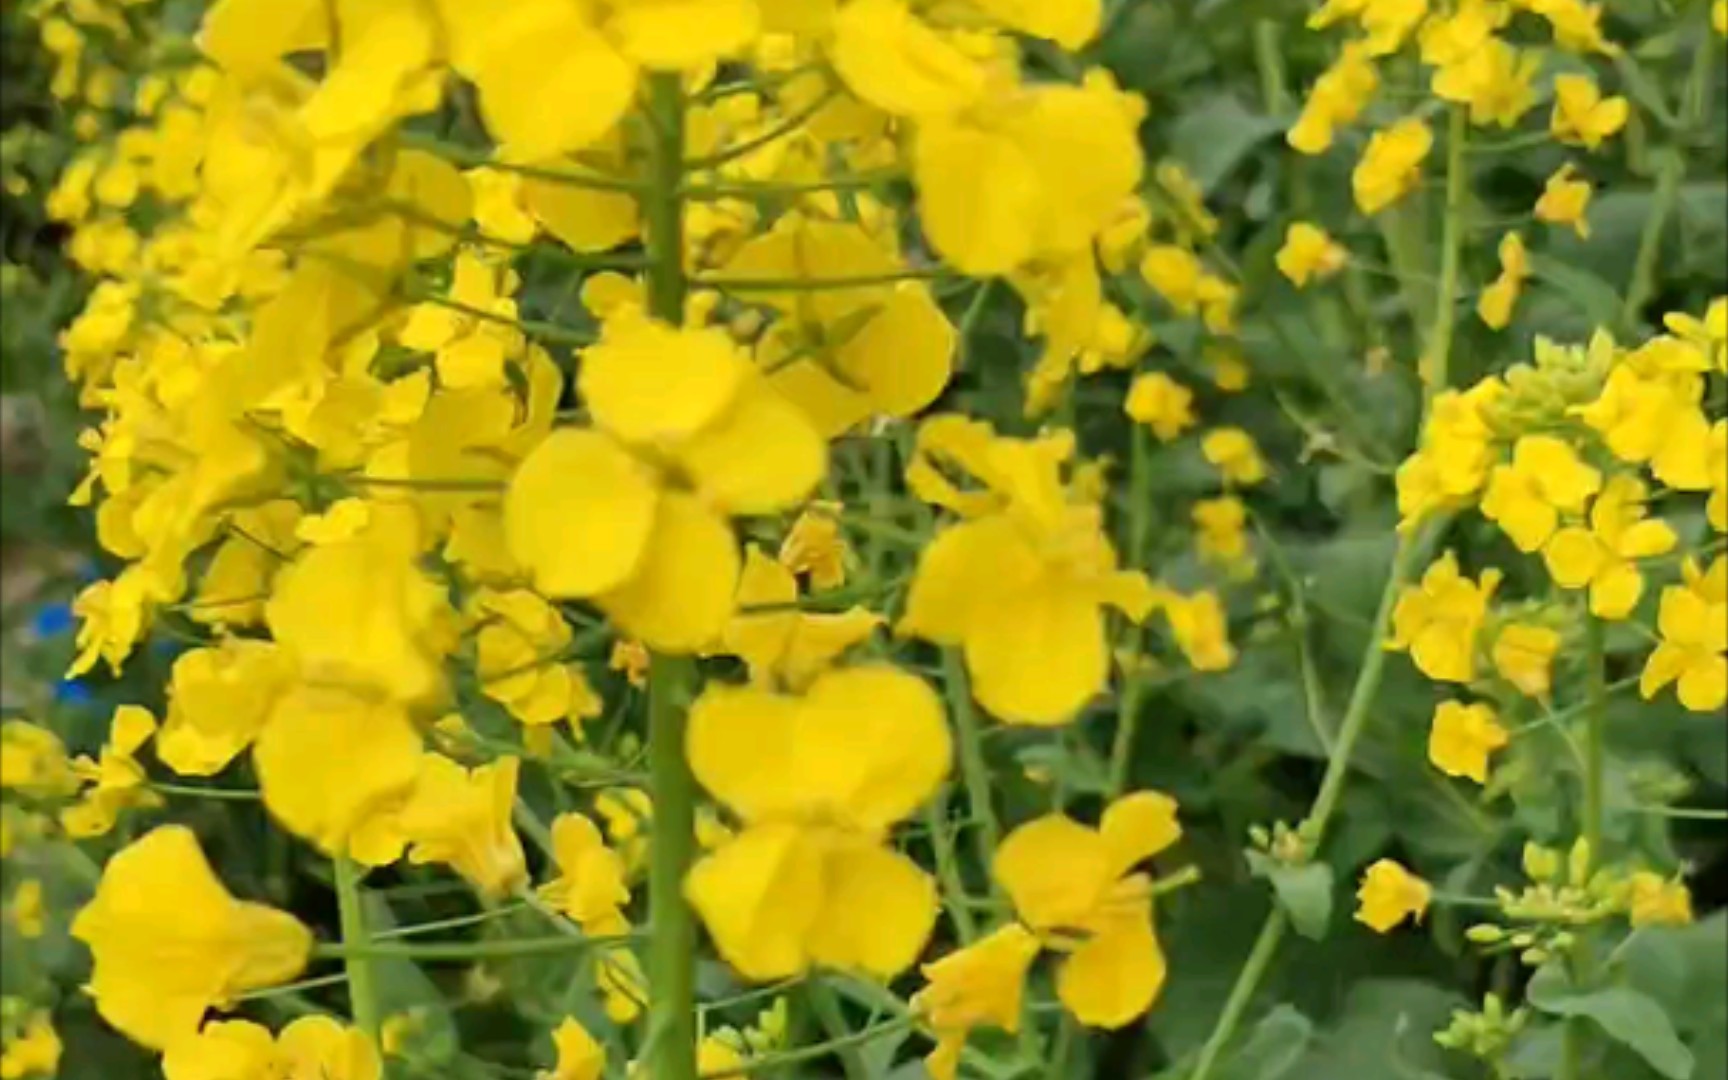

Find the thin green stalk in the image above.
[
  {"left": 1580, "top": 615, "right": 1608, "bottom": 867},
  {"left": 1109, "top": 425, "right": 1155, "bottom": 798},
  {"left": 332, "top": 857, "right": 381, "bottom": 1039},
  {"left": 805, "top": 984, "right": 870, "bottom": 1080},
  {"left": 1186, "top": 913, "right": 1290, "bottom": 1080},
  {"left": 698, "top": 1016, "right": 917, "bottom": 1079},
  {"left": 1557, "top": 619, "right": 1612, "bottom": 1080},
  {"left": 640, "top": 69, "right": 702, "bottom": 1080},
  {"left": 311, "top": 932, "right": 632, "bottom": 962},
  {"left": 1189, "top": 105, "right": 1470, "bottom": 1080},
  {"left": 1422, "top": 105, "right": 1469, "bottom": 391},
  {"left": 1045, "top": 1015, "right": 1077, "bottom": 1080},
  {"left": 924, "top": 787, "right": 980, "bottom": 943},
  {"left": 149, "top": 781, "right": 261, "bottom": 801},
  {"left": 944, "top": 650, "right": 1002, "bottom": 876},
  {"left": 1620, "top": 149, "right": 1682, "bottom": 330}
]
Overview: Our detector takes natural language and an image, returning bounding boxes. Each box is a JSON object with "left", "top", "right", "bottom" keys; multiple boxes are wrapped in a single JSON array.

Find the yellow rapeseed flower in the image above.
[
  {"left": 1550, "top": 74, "right": 1628, "bottom": 149},
  {"left": 70, "top": 826, "right": 312, "bottom": 1050},
  {"left": 912, "top": 925, "right": 1041, "bottom": 1080},
  {"left": 1388, "top": 553, "right": 1501, "bottom": 683},
  {"left": 992, "top": 792, "right": 1181, "bottom": 1028},
  {"left": 1352, "top": 117, "right": 1431, "bottom": 215},
  {"left": 1535, "top": 163, "right": 1593, "bottom": 237},
  {"left": 1640, "top": 556, "right": 1727, "bottom": 713},
  {"left": 1355, "top": 859, "right": 1431, "bottom": 933},
  {"left": 684, "top": 666, "right": 950, "bottom": 980},
  {"left": 1542, "top": 474, "right": 1677, "bottom": 619},
  {"left": 1427, "top": 701, "right": 1510, "bottom": 784},
  {"left": 1275, "top": 222, "right": 1347, "bottom": 287}
]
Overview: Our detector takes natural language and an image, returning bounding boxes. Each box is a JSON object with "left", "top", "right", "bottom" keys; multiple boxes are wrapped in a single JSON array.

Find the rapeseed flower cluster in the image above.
[{"left": 2, "top": 0, "right": 1721, "bottom": 1076}]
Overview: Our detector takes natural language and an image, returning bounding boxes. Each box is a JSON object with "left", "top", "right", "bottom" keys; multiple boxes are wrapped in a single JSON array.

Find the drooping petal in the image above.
[
  {"left": 580, "top": 320, "right": 751, "bottom": 446},
  {"left": 504, "top": 429, "right": 660, "bottom": 598},
  {"left": 687, "top": 682, "right": 803, "bottom": 822},
  {"left": 965, "top": 582, "right": 1106, "bottom": 725},
  {"left": 913, "top": 119, "right": 1040, "bottom": 275},
  {"left": 899, "top": 517, "right": 1041, "bottom": 644},
  {"left": 807, "top": 840, "right": 939, "bottom": 977},
  {"left": 599, "top": 492, "right": 740, "bottom": 653},
  {"left": 685, "top": 823, "right": 823, "bottom": 981},
  {"left": 677, "top": 378, "right": 827, "bottom": 515},
  {"left": 832, "top": 285, "right": 956, "bottom": 420},
  {"left": 1056, "top": 907, "right": 1165, "bottom": 1029},
  {"left": 796, "top": 665, "right": 952, "bottom": 831}
]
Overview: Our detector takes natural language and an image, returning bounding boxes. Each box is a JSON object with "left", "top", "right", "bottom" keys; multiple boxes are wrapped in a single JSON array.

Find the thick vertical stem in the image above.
[
  {"left": 642, "top": 71, "right": 700, "bottom": 1080},
  {"left": 332, "top": 856, "right": 380, "bottom": 1039}
]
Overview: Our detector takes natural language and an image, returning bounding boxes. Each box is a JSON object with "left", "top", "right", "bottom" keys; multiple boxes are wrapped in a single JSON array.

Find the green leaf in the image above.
[
  {"left": 1246, "top": 851, "right": 1334, "bottom": 941},
  {"left": 1528, "top": 252, "right": 1624, "bottom": 328},
  {"left": 1170, "top": 93, "right": 1284, "bottom": 194},
  {"left": 1216, "top": 1005, "right": 1315, "bottom": 1080},
  {"left": 1526, "top": 964, "right": 1695, "bottom": 1079}
]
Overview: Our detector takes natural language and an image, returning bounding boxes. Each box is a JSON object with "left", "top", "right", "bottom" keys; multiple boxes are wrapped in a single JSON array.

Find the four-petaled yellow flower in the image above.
[
  {"left": 718, "top": 546, "right": 881, "bottom": 690},
  {"left": 1427, "top": 701, "right": 1510, "bottom": 784},
  {"left": 60, "top": 704, "right": 163, "bottom": 839},
  {"left": 1276, "top": 222, "right": 1348, "bottom": 287},
  {"left": 1477, "top": 230, "right": 1529, "bottom": 330},
  {"left": 398, "top": 755, "right": 528, "bottom": 899},
  {"left": 505, "top": 314, "right": 825, "bottom": 654},
  {"left": 1388, "top": 552, "right": 1501, "bottom": 683},
  {"left": 1542, "top": 474, "right": 1677, "bottom": 619},
  {"left": 1125, "top": 372, "right": 1197, "bottom": 442},
  {"left": 1478, "top": 434, "right": 1602, "bottom": 552},
  {"left": 912, "top": 924, "right": 1042, "bottom": 1080},
  {"left": 1550, "top": 74, "right": 1628, "bottom": 149},
  {"left": 1202, "top": 427, "right": 1268, "bottom": 487},
  {"left": 684, "top": 666, "right": 951, "bottom": 981},
  {"left": 1640, "top": 556, "right": 1727, "bottom": 713},
  {"left": 1535, "top": 163, "right": 1593, "bottom": 238},
  {"left": 992, "top": 792, "right": 1181, "bottom": 1028},
  {"left": 70, "top": 825, "right": 312, "bottom": 1050},
  {"left": 899, "top": 417, "right": 1157, "bottom": 725},
  {"left": 1491, "top": 622, "right": 1562, "bottom": 698},
  {"left": 1355, "top": 859, "right": 1431, "bottom": 933},
  {"left": 1352, "top": 117, "right": 1432, "bottom": 215}
]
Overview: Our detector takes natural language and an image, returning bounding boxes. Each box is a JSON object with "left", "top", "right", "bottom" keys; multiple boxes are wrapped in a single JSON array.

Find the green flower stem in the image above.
[
  {"left": 1110, "top": 424, "right": 1156, "bottom": 798},
  {"left": 638, "top": 68, "right": 704, "bottom": 1080},
  {"left": 945, "top": 649, "right": 1002, "bottom": 881},
  {"left": 311, "top": 931, "right": 634, "bottom": 962},
  {"left": 699, "top": 1016, "right": 917, "bottom": 1079},
  {"left": 924, "top": 786, "right": 980, "bottom": 943},
  {"left": 1186, "top": 913, "right": 1290, "bottom": 1080},
  {"left": 1422, "top": 105, "right": 1469, "bottom": 393},
  {"left": 1619, "top": 148, "right": 1683, "bottom": 331},
  {"left": 681, "top": 170, "right": 904, "bottom": 201},
  {"left": 1189, "top": 106, "right": 1472, "bottom": 1080},
  {"left": 1580, "top": 616, "right": 1609, "bottom": 869},
  {"left": 148, "top": 781, "right": 261, "bottom": 801},
  {"left": 332, "top": 856, "right": 381, "bottom": 1039},
  {"left": 1560, "top": 614, "right": 1613, "bottom": 1080},
  {"left": 804, "top": 983, "right": 871, "bottom": 1080},
  {"left": 691, "top": 267, "right": 947, "bottom": 292}
]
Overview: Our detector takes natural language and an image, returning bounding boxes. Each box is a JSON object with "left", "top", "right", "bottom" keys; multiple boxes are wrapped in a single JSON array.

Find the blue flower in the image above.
[
  {"left": 54, "top": 678, "right": 93, "bottom": 706},
  {"left": 31, "top": 602, "right": 74, "bottom": 639}
]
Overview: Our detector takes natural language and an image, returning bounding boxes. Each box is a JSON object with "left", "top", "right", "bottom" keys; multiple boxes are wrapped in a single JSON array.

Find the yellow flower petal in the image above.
[
  {"left": 685, "top": 823, "right": 823, "bottom": 981},
  {"left": 1055, "top": 909, "right": 1165, "bottom": 1029},
  {"left": 580, "top": 319, "right": 751, "bottom": 446},
  {"left": 687, "top": 682, "right": 804, "bottom": 823},
  {"left": 1099, "top": 791, "right": 1182, "bottom": 877},
  {"left": 991, "top": 814, "right": 1113, "bottom": 930},
  {"left": 599, "top": 492, "right": 739, "bottom": 653},
  {"left": 965, "top": 583, "right": 1106, "bottom": 725},
  {"left": 676, "top": 378, "right": 827, "bottom": 515},
  {"left": 807, "top": 841, "right": 938, "bottom": 977},
  {"left": 504, "top": 429, "right": 659, "bottom": 598},
  {"left": 798, "top": 665, "right": 952, "bottom": 831}
]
